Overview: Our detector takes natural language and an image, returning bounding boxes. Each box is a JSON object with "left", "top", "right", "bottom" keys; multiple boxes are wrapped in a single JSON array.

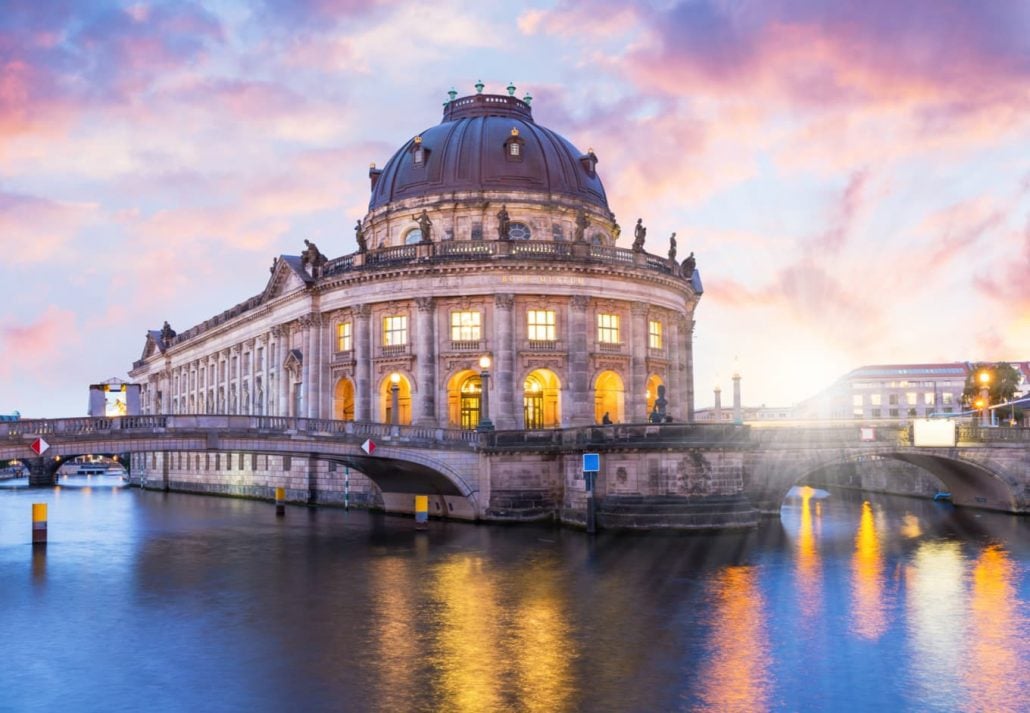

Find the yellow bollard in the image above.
[
  {"left": 275, "top": 487, "right": 285, "bottom": 517},
  {"left": 32, "top": 503, "right": 47, "bottom": 545},
  {"left": 414, "top": 495, "right": 428, "bottom": 530}
]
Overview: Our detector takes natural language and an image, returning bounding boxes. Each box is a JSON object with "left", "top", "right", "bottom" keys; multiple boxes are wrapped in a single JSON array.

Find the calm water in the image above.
[{"left": 1, "top": 476, "right": 1027, "bottom": 713}]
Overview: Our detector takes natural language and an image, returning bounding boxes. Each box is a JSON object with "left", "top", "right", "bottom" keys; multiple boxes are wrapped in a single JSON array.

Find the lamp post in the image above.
[
  {"left": 477, "top": 355, "right": 494, "bottom": 432},
  {"left": 978, "top": 370, "right": 990, "bottom": 427},
  {"left": 389, "top": 372, "right": 400, "bottom": 430}
]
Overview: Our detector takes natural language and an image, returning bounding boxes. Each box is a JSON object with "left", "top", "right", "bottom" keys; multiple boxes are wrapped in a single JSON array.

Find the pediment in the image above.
[
  {"left": 283, "top": 348, "right": 303, "bottom": 374},
  {"left": 261, "top": 255, "right": 312, "bottom": 303},
  {"left": 140, "top": 331, "right": 164, "bottom": 361}
]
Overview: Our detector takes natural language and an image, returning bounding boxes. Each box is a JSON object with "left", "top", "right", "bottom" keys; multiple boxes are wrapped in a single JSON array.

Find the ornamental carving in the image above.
[
  {"left": 521, "top": 356, "right": 565, "bottom": 373},
  {"left": 415, "top": 296, "right": 435, "bottom": 312},
  {"left": 631, "top": 301, "right": 649, "bottom": 317},
  {"left": 570, "top": 295, "right": 589, "bottom": 310},
  {"left": 354, "top": 304, "right": 372, "bottom": 318},
  {"left": 495, "top": 293, "right": 515, "bottom": 309}
]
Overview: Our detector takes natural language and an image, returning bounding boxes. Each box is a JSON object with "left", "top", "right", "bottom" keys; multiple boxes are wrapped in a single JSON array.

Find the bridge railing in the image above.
[
  {"left": 482, "top": 422, "right": 752, "bottom": 450},
  {"left": 957, "top": 424, "right": 1030, "bottom": 443}
]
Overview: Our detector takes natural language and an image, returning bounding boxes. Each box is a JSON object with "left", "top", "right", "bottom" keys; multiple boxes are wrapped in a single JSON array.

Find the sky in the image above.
[{"left": 1, "top": 0, "right": 1028, "bottom": 418}]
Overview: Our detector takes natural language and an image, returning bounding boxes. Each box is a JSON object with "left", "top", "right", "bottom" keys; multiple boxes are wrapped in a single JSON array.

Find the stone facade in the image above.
[{"left": 127, "top": 91, "right": 701, "bottom": 509}]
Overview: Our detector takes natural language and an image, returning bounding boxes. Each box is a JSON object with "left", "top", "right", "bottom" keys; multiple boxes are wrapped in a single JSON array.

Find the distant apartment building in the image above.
[{"left": 698, "top": 361, "right": 1029, "bottom": 424}]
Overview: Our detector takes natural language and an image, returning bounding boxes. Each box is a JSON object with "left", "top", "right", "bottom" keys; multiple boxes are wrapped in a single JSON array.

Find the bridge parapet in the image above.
[{"left": 482, "top": 422, "right": 751, "bottom": 451}]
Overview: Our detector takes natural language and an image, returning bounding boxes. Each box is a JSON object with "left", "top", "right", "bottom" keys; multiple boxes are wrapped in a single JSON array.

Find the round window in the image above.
[{"left": 509, "top": 222, "right": 531, "bottom": 240}]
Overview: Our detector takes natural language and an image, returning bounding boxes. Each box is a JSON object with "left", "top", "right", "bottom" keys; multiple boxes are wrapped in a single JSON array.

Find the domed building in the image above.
[{"left": 128, "top": 85, "right": 703, "bottom": 504}]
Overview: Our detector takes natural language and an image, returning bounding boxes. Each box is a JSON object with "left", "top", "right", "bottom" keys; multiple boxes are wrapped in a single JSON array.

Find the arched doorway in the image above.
[
  {"left": 379, "top": 374, "right": 412, "bottom": 425},
  {"left": 646, "top": 374, "right": 663, "bottom": 419},
  {"left": 445, "top": 370, "right": 482, "bottom": 430},
  {"left": 334, "top": 377, "right": 355, "bottom": 421},
  {"left": 594, "top": 370, "right": 625, "bottom": 423},
  {"left": 524, "top": 369, "right": 561, "bottom": 428}
]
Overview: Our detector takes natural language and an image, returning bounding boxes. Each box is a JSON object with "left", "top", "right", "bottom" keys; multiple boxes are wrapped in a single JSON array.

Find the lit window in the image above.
[
  {"left": 906, "top": 392, "right": 917, "bottom": 406},
  {"left": 528, "top": 310, "right": 556, "bottom": 341},
  {"left": 870, "top": 394, "right": 882, "bottom": 406},
  {"left": 648, "top": 320, "right": 662, "bottom": 349},
  {"left": 337, "top": 321, "right": 352, "bottom": 352},
  {"left": 383, "top": 316, "right": 408, "bottom": 346},
  {"left": 510, "top": 142, "right": 520, "bottom": 157},
  {"left": 597, "top": 313, "right": 620, "bottom": 344},
  {"left": 852, "top": 395, "right": 863, "bottom": 407},
  {"left": 451, "top": 311, "right": 481, "bottom": 341}
]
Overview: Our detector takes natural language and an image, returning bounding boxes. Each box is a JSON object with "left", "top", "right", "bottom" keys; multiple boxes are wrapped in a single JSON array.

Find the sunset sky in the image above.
[{"left": 2, "top": 0, "right": 1028, "bottom": 418}]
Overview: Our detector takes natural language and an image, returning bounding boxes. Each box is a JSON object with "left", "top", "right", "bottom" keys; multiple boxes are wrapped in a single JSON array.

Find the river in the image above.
[{"left": 1, "top": 475, "right": 1027, "bottom": 712}]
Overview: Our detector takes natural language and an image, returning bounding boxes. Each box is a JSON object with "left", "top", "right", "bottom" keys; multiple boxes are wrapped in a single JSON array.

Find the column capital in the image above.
[
  {"left": 495, "top": 293, "right": 515, "bottom": 310},
  {"left": 570, "top": 294, "right": 589, "bottom": 311},
  {"left": 631, "top": 301, "right": 649, "bottom": 317},
  {"left": 415, "top": 296, "right": 435, "bottom": 312},
  {"left": 354, "top": 303, "right": 372, "bottom": 319}
]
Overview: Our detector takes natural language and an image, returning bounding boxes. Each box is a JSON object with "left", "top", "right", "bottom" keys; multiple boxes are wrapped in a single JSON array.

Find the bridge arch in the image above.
[{"left": 754, "top": 448, "right": 1024, "bottom": 514}]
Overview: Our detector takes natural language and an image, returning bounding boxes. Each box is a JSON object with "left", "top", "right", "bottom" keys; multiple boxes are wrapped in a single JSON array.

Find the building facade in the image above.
[{"left": 127, "top": 88, "right": 702, "bottom": 499}]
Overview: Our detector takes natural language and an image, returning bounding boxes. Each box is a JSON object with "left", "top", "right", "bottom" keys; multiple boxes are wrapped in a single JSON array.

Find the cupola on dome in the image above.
[{"left": 368, "top": 88, "right": 609, "bottom": 213}]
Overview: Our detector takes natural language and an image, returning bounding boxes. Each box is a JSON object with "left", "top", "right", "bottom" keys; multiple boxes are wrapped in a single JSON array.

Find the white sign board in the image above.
[{"left": 913, "top": 419, "right": 956, "bottom": 447}]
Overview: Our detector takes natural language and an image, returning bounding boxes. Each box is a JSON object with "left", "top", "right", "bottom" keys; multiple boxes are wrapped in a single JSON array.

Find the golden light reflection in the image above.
[
  {"left": 512, "top": 569, "right": 575, "bottom": 713},
  {"left": 369, "top": 557, "right": 419, "bottom": 711},
  {"left": 900, "top": 513, "right": 922, "bottom": 539},
  {"left": 696, "top": 566, "right": 771, "bottom": 713},
  {"left": 795, "top": 486, "right": 822, "bottom": 619},
  {"left": 963, "top": 544, "right": 1028, "bottom": 711},
  {"left": 850, "top": 501, "right": 887, "bottom": 640},
  {"left": 905, "top": 541, "right": 964, "bottom": 707},
  {"left": 430, "top": 556, "right": 504, "bottom": 712}
]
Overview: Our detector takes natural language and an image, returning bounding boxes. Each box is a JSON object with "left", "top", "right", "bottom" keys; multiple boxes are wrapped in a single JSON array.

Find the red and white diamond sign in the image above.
[
  {"left": 31, "top": 437, "right": 49, "bottom": 455},
  {"left": 361, "top": 439, "right": 376, "bottom": 456}
]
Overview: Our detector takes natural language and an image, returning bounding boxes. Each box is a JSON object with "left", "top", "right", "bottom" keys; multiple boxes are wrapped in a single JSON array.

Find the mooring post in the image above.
[
  {"left": 275, "top": 487, "right": 285, "bottom": 517},
  {"left": 32, "top": 503, "right": 47, "bottom": 546},
  {"left": 344, "top": 466, "right": 350, "bottom": 510},
  {"left": 414, "top": 494, "right": 428, "bottom": 530}
]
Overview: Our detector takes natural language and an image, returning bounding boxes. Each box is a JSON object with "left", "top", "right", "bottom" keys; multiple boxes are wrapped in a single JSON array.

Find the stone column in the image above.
[
  {"left": 732, "top": 372, "right": 742, "bottom": 424},
  {"left": 683, "top": 314, "right": 696, "bottom": 421},
  {"left": 714, "top": 386, "right": 722, "bottom": 421},
  {"left": 667, "top": 319, "right": 683, "bottom": 422},
  {"left": 630, "top": 302, "right": 648, "bottom": 423},
  {"left": 276, "top": 328, "right": 290, "bottom": 417},
  {"left": 493, "top": 293, "right": 516, "bottom": 429},
  {"left": 354, "top": 305, "right": 372, "bottom": 421},
  {"left": 246, "top": 340, "right": 256, "bottom": 415},
  {"left": 568, "top": 295, "right": 591, "bottom": 426},
  {"left": 414, "top": 297, "right": 437, "bottom": 426},
  {"left": 232, "top": 345, "right": 242, "bottom": 414}
]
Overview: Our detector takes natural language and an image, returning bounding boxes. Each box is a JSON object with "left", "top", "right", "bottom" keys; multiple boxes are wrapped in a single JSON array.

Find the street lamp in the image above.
[
  {"left": 978, "top": 370, "right": 991, "bottom": 427},
  {"left": 477, "top": 355, "right": 494, "bottom": 432},
  {"left": 389, "top": 372, "right": 400, "bottom": 427}
]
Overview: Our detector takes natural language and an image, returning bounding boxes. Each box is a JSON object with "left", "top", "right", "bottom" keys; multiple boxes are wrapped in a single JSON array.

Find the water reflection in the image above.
[
  {"left": 906, "top": 541, "right": 965, "bottom": 708},
  {"left": 964, "top": 544, "right": 1028, "bottom": 711},
  {"left": 851, "top": 500, "right": 888, "bottom": 640},
  {"left": 795, "top": 486, "right": 823, "bottom": 620},
  {"left": 369, "top": 557, "right": 419, "bottom": 711},
  {"left": 695, "top": 566, "right": 771, "bottom": 713}
]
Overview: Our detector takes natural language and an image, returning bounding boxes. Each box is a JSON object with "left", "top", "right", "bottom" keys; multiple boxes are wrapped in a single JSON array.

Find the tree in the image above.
[{"left": 961, "top": 362, "right": 1021, "bottom": 409}]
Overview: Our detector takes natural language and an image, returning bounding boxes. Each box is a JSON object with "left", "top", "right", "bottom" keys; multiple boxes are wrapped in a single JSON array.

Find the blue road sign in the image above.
[{"left": 582, "top": 453, "right": 600, "bottom": 472}]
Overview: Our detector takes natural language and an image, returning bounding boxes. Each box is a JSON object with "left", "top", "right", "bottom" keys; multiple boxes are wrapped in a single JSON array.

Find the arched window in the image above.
[
  {"left": 459, "top": 376, "right": 482, "bottom": 430},
  {"left": 552, "top": 224, "right": 564, "bottom": 241},
  {"left": 509, "top": 222, "right": 531, "bottom": 240},
  {"left": 404, "top": 228, "right": 423, "bottom": 245}
]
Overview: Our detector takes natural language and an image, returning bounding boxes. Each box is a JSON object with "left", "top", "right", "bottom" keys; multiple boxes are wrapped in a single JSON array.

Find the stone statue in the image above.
[
  {"left": 632, "top": 218, "right": 646, "bottom": 252},
  {"left": 613, "top": 222, "right": 621, "bottom": 242},
  {"left": 668, "top": 232, "right": 677, "bottom": 262},
  {"left": 683, "top": 251, "right": 696, "bottom": 276},
  {"left": 269, "top": 257, "right": 277, "bottom": 274},
  {"left": 160, "top": 320, "right": 176, "bottom": 342},
  {"left": 649, "top": 384, "right": 668, "bottom": 423},
  {"left": 574, "top": 209, "right": 588, "bottom": 243},
  {"left": 412, "top": 209, "right": 433, "bottom": 243},
  {"left": 497, "top": 205, "right": 511, "bottom": 240},
  {"left": 302, "top": 239, "right": 328, "bottom": 276},
  {"left": 354, "top": 220, "right": 367, "bottom": 253}
]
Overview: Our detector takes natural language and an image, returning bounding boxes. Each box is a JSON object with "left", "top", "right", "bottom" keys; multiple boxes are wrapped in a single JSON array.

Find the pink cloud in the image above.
[
  {"left": 0, "top": 306, "right": 81, "bottom": 379},
  {"left": 0, "top": 192, "right": 99, "bottom": 264}
]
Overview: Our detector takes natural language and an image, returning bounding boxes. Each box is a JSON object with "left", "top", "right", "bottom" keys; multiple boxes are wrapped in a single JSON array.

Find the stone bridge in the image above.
[{"left": 2, "top": 416, "right": 1026, "bottom": 529}]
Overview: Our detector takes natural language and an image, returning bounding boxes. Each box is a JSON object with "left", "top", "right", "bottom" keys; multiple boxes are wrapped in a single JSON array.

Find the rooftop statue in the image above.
[
  {"left": 668, "top": 232, "right": 677, "bottom": 262},
  {"left": 683, "top": 251, "right": 696, "bottom": 276},
  {"left": 355, "top": 220, "right": 367, "bottom": 253},
  {"left": 574, "top": 209, "right": 588, "bottom": 243},
  {"left": 632, "top": 218, "right": 646, "bottom": 252},
  {"left": 302, "top": 239, "right": 328, "bottom": 276},
  {"left": 412, "top": 209, "right": 433, "bottom": 243},
  {"left": 497, "top": 205, "right": 511, "bottom": 240},
  {"left": 160, "top": 320, "right": 176, "bottom": 342}
]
